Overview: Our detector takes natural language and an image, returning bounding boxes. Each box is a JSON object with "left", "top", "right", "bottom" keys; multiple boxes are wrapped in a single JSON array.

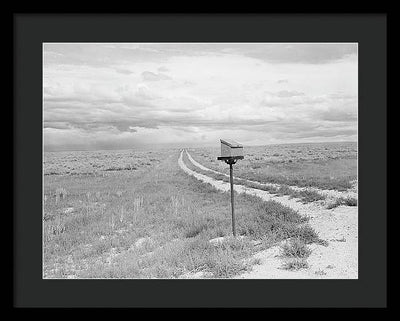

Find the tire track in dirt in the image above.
[
  {"left": 185, "top": 150, "right": 358, "bottom": 201},
  {"left": 179, "top": 150, "right": 358, "bottom": 279}
]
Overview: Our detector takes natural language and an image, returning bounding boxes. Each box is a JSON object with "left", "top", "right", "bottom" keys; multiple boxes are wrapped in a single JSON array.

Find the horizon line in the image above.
[{"left": 44, "top": 140, "right": 358, "bottom": 153}]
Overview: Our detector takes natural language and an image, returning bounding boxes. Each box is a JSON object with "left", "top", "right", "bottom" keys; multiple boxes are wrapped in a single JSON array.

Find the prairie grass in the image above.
[
  {"left": 44, "top": 149, "right": 164, "bottom": 176},
  {"left": 43, "top": 149, "right": 322, "bottom": 279},
  {"left": 188, "top": 142, "right": 357, "bottom": 191}
]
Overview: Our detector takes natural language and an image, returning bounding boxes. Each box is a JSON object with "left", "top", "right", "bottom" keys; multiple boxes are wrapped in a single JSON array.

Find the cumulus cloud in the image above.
[
  {"left": 273, "top": 90, "right": 305, "bottom": 98},
  {"left": 141, "top": 71, "right": 171, "bottom": 81},
  {"left": 43, "top": 43, "right": 358, "bottom": 150},
  {"left": 115, "top": 68, "right": 135, "bottom": 75}
]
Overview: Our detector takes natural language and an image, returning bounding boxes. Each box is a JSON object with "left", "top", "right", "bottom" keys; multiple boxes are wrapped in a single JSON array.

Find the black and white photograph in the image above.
[{"left": 42, "top": 42, "right": 359, "bottom": 279}]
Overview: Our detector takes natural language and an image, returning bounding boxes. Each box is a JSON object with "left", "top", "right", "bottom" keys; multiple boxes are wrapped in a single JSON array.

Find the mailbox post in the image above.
[{"left": 217, "top": 139, "right": 244, "bottom": 237}]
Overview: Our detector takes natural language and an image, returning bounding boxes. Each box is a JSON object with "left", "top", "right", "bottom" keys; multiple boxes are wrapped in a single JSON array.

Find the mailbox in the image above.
[
  {"left": 220, "top": 139, "right": 244, "bottom": 158},
  {"left": 217, "top": 139, "right": 244, "bottom": 237}
]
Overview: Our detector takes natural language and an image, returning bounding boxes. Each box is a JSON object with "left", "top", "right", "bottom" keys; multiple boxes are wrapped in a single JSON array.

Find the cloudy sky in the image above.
[{"left": 43, "top": 43, "right": 358, "bottom": 151}]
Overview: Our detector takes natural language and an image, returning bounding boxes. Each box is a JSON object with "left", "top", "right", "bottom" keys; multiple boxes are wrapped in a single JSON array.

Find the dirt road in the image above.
[{"left": 179, "top": 150, "right": 358, "bottom": 279}]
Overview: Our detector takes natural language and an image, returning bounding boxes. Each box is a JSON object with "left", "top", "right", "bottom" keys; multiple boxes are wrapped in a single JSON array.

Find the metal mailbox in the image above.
[
  {"left": 216, "top": 139, "right": 244, "bottom": 237},
  {"left": 220, "top": 139, "right": 244, "bottom": 158}
]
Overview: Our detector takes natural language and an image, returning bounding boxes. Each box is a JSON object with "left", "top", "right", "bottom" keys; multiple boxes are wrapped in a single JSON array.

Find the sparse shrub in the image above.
[
  {"left": 297, "top": 189, "right": 326, "bottom": 203},
  {"left": 315, "top": 269, "right": 327, "bottom": 276},
  {"left": 210, "top": 254, "right": 250, "bottom": 278},
  {"left": 327, "top": 197, "right": 358, "bottom": 209},
  {"left": 55, "top": 187, "right": 68, "bottom": 200},
  {"left": 275, "top": 186, "right": 326, "bottom": 203},
  {"left": 292, "top": 225, "right": 327, "bottom": 245},
  {"left": 276, "top": 185, "right": 295, "bottom": 196},
  {"left": 45, "top": 216, "right": 66, "bottom": 239},
  {"left": 217, "top": 237, "right": 253, "bottom": 253},
  {"left": 133, "top": 196, "right": 144, "bottom": 212},
  {"left": 281, "top": 258, "right": 309, "bottom": 271},
  {"left": 280, "top": 238, "right": 312, "bottom": 258}
]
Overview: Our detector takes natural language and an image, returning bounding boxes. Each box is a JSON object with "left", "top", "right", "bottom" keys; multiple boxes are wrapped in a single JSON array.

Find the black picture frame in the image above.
[{"left": 13, "top": 13, "right": 387, "bottom": 308}]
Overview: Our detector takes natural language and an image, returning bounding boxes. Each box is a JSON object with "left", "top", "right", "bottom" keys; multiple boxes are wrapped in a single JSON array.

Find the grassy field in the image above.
[
  {"left": 187, "top": 142, "right": 357, "bottom": 191},
  {"left": 44, "top": 149, "right": 164, "bottom": 176},
  {"left": 43, "top": 148, "right": 325, "bottom": 279}
]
